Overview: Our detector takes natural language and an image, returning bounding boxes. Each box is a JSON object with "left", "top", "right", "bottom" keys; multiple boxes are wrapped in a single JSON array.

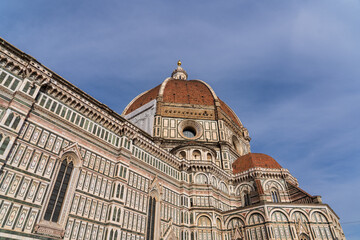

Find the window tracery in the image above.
[
  {"left": 271, "top": 188, "right": 280, "bottom": 203},
  {"left": 248, "top": 213, "right": 267, "bottom": 240},
  {"left": 146, "top": 196, "right": 156, "bottom": 240},
  {"left": 0, "top": 133, "right": 10, "bottom": 155},
  {"left": 195, "top": 173, "right": 208, "bottom": 184},
  {"left": 197, "top": 216, "right": 212, "bottom": 240},
  {"left": 242, "top": 191, "right": 251, "bottom": 206},
  {"left": 219, "top": 182, "right": 229, "bottom": 194},
  {"left": 271, "top": 211, "right": 291, "bottom": 240},
  {"left": 311, "top": 212, "right": 333, "bottom": 239},
  {"left": 44, "top": 156, "right": 74, "bottom": 222}
]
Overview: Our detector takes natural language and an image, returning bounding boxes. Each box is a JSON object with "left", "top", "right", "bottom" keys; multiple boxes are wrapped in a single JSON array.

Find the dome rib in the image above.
[
  {"left": 123, "top": 84, "right": 161, "bottom": 115},
  {"left": 218, "top": 98, "right": 243, "bottom": 127},
  {"left": 123, "top": 78, "right": 244, "bottom": 129},
  {"left": 162, "top": 79, "right": 215, "bottom": 105}
]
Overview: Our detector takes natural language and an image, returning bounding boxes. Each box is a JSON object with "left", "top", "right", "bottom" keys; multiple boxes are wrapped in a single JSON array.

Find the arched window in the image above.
[
  {"left": 115, "top": 165, "right": 119, "bottom": 176},
  {"left": 104, "top": 229, "right": 108, "bottom": 240},
  {"left": 119, "top": 166, "right": 124, "bottom": 177},
  {"left": 242, "top": 191, "right": 250, "bottom": 206},
  {"left": 216, "top": 218, "right": 223, "bottom": 240},
  {"left": 109, "top": 229, "right": 114, "bottom": 240},
  {"left": 111, "top": 183, "right": 115, "bottom": 197},
  {"left": 112, "top": 207, "right": 117, "bottom": 221},
  {"left": 12, "top": 116, "right": 21, "bottom": 129},
  {"left": 116, "top": 184, "right": 120, "bottom": 198},
  {"left": 0, "top": 134, "right": 10, "bottom": 155},
  {"left": 146, "top": 196, "right": 156, "bottom": 240},
  {"left": 192, "top": 150, "right": 201, "bottom": 160},
  {"left": 312, "top": 212, "right": 333, "bottom": 239},
  {"left": 197, "top": 216, "right": 212, "bottom": 240},
  {"left": 248, "top": 214, "right": 267, "bottom": 240},
  {"left": 207, "top": 153, "right": 212, "bottom": 161},
  {"left": 198, "top": 216, "right": 211, "bottom": 227},
  {"left": 4, "top": 112, "right": 14, "bottom": 126},
  {"left": 195, "top": 173, "right": 208, "bottom": 184},
  {"left": 114, "top": 230, "right": 118, "bottom": 240},
  {"left": 292, "top": 211, "right": 308, "bottom": 223},
  {"left": 44, "top": 156, "right": 74, "bottom": 222},
  {"left": 120, "top": 185, "right": 124, "bottom": 199},
  {"left": 108, "top": 207, "right": 112, "bottom": 220},
  {"left": 117, "top": 208, "right": 121, "bottom": 222},
  {"left": 271, "top": 211, "right": 291, "bottom": 239},
  {"left": 211, "top": 177, "right": 217, "bottom": 188},
  {"left": 219, "top": 182, "right": 229, "bottom": 194},
  {"left": 179, "top": 151, "right": 187, "bottom": 160},
  {"left": 271, "top": 188, "right": 280, "bottom": 203}
]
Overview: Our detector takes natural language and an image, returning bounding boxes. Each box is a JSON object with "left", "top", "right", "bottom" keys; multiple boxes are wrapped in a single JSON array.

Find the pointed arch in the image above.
[
  {"left": 235, "top": 183, "right": 254, "bottom": 196},
  {"left": 146, "top": 176, "right": 162, "bottom": 240},
  {"left": 44, "top": 156, "right": 74, "bottom": 222},
  {"left": 195, "top": 173, "right": 208, "bottom": 184},
  {"left": 263, "top": 179, "right": 285, "bottom": 191},
  {"left": 36, "top": 143, "right": 83, "bottom": 237}
]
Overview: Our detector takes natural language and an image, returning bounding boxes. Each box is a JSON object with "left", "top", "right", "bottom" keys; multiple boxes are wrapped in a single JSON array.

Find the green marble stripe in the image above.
[
  {"left": 0, "top": 125, "right": 18, "bottom": 136},
  {"left": 68, "top": 214, "right": 108, "bottom": 227},
  {"left": 0, "top": 194, "right": 41, "bottom": 209},
  {"left": 123, "top": 206, "right": 147, "bottom": 216},
  {"left": 76, "top": 189, "right": 122, "bottom": 205},
  {"left": 120, "top": 228, "right": 145, "bottom": 237},
  {"left": 2, "top": 164, "right": 50, "bottom": 182},
  {"left": 13, "top": 97, "right": 32, "bottom": 108},
  {"left": 0, "top": 93, "right": 12, "bottom": 102}
]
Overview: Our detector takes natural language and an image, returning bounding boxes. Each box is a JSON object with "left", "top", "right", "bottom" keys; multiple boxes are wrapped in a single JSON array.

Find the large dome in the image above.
[
  {"left": 123, "top": 79, "right": 242, "bottom": 128},
  {"left": 232, "top": 153, "right": 283, "bottom": 174},
  {"left": 122, "top": 62, "right": 251, "bottom": 171}
]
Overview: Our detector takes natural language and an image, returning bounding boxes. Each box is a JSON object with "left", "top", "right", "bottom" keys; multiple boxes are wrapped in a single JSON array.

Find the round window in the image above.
[
  {"left": 178, "top": 120, "right": 203, "bottom": 139},
  {"left": 183, "top": 127, "right": 196, "bottom": 138}
]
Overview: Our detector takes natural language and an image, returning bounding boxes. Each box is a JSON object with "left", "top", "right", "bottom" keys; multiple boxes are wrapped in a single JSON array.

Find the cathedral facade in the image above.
[{"left": 0, "top": 38, "right": 345, "bottom": 240}]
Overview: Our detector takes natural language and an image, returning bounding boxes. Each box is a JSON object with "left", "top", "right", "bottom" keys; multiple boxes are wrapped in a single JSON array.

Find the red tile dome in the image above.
[
  {"left": 232, "top": 153, "right": 282, "bottom": 174},
  {"left": 123, "top": 78, "right": 243, "bottom": 129}
]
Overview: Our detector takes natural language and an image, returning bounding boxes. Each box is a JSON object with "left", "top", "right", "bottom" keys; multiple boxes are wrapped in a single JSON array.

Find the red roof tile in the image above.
[
  {"left": 124, "top": 79, "right": 242, "bottom": 129},
  {"left": 162, "top": 80, "right": 215, "bottom": 105},
  {"left": 232, "top": 153, "right": 282, "bottom": 174},
  {"left": 218, "top": 98, "right": 242, "bottom": 128},
  {"left": 125, "top": 84, "right": 161, "bottom": 114}
]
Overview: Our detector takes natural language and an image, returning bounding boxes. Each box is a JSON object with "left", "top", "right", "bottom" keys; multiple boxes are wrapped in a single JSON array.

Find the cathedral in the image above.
[{"left": 0, "top": 37, "right": 345, "bottom": 240}]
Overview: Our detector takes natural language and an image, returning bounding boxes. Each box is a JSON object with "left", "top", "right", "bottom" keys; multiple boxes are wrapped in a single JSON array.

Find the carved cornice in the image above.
[
  {"left": 0, "top": 39, "right": 52, "bottom": 85},
  {"left": 233, "top": 167, "right": 298, "bottom": 186}
]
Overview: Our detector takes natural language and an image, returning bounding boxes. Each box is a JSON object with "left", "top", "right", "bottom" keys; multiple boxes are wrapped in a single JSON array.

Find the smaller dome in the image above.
[{"left": 232, "top": 153, "right": 282, "bottom": 174}]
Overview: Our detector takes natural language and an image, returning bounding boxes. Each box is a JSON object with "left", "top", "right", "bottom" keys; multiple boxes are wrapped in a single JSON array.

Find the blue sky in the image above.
[{"left": 2, "top": 0, "right": 360, "bottom": 238}]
